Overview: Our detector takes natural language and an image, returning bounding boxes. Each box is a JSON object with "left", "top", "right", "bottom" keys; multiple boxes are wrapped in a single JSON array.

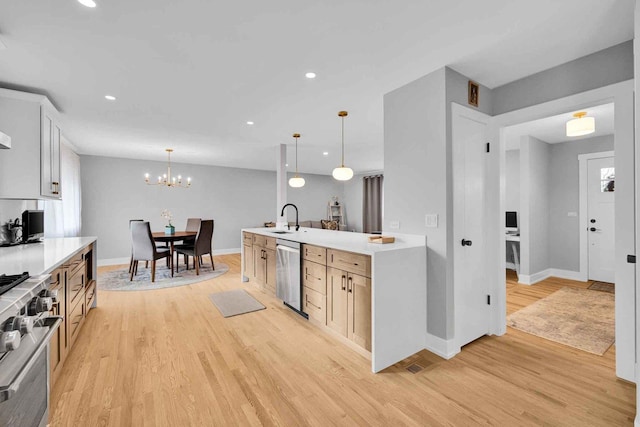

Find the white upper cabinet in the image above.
[{"left": 0, "top": 89, "right": 63, "bottom": 200}]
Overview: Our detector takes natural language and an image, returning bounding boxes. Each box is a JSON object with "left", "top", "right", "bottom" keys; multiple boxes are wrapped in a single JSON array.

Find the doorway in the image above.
[{"left": 489, "top": 81, "right": 635, "bottom": 382}]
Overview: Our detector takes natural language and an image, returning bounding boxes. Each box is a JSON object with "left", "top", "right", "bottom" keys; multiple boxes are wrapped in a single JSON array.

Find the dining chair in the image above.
[
  {"left": 175, "top": 219, "right": 214, "bottom": 275},
  {"left": 130, "top": 221, "right": 173, "bottom": 282},
  {"left": 182, "top": 218, "right": 201, "bottom": 247},
  {"left": 128, "top": 219, "right": 144, "bottom": 274}
]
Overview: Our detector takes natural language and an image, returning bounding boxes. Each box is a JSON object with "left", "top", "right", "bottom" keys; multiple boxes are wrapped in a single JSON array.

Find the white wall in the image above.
[
  {"left": 341, "top": 173, "right": 366, "bottom": 232},
  {"left": 81, "top": 155, "right": 340, "bottom": 261}
]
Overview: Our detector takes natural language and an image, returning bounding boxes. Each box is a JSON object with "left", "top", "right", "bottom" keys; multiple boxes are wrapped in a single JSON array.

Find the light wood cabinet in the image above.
[
  {"left": 328, "top": 249, "right": 371, "bottom": 278},
  {"left": 0, "top": 89, "right": 63, "bottom": 199},
  {"left": 302, "top": 259, "right": 326, "bottom": 295},
  {"left": 327, "top": 261, "right": 372, "bottom": 351},
  {"left": 303, "top": 244, "right": 326, "bottom": 264},
  {"left": 302, "top": 286, "right": 326, "bottom": 323},
  {"left": 50, "top": 241, "right": 96, "bottom": 388},
  {"left": 247, "top": 232, "right": 277, "bottom": 296}
]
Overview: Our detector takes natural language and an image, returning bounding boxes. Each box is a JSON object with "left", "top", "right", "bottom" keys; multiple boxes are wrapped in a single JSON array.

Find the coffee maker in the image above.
[{"left": 0, "top": 218, "right": 22, "bottom": 246}]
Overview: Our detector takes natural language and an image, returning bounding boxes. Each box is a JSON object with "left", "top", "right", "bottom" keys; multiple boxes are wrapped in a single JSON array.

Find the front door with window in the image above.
[{"left": 587, "top": 156, "right": 615, "bottom": 283}]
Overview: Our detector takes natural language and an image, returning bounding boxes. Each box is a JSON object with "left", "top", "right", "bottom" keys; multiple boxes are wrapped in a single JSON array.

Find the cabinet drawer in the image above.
[
  {"left": 303, "top": 286, "right": 326, "bottom": 324},
  {"left": 302, "top": 260, "right": 326, "bottom": 295},
  {"left": 303, "top": 244, "right": 326, "bottom": 265},
  {"left": 243, "top": 232, "right": 253, "bottom": 245},
  {"left": 68, "top": 297, "right": 85, "bottom": 345},
  {"left": 67, "top": 267, "right": 85, "bottom": 307},
  {"left": 49, "top": 268, "right": 63, "bottom": 289},
  {"left": 252, "top": 234, "right": 266, "bottom": 247},
  {"left": 85, "top": 280, "right": 96, "bottom": 311},
  {"left": 65, "top": 251, "right": 84, "bottom": 271},
  {"left": 327, "top": 249, "right": 371, "bottom": 278},
  {"left": 265, "top": 236, "right": 276, "bottom": 250}
]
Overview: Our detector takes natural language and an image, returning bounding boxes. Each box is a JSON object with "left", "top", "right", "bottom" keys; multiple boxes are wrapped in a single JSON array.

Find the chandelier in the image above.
[{"left": 144, "top": 149, "right": 191, "bottom": 188}]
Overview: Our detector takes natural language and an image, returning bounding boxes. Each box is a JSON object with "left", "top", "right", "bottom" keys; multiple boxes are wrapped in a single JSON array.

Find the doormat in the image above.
[
  {"left": 209, "top": 289, "right": 265, "bottom": 318},
  {"left": 507, "top": 287, "right": 614, "bottom": 355},
  {"left": 588, "top": 281, "right": 615, "bottom": 294}
]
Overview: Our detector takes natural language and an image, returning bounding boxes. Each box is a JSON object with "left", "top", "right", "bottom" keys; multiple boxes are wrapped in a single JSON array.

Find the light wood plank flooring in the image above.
[{"left": 50, "top": 257, "right": 635, "bottom": 426}]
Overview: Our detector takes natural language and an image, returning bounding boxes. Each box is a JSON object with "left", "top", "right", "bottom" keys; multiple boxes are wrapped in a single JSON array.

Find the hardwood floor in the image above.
[{"left": 50, "top": 257, "right": 635, "bottom": 426}]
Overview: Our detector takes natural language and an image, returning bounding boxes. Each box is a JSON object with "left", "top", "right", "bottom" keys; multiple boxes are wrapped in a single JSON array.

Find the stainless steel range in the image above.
[{"left": 0, "top": 272, "right": 62, "bottom": 427}]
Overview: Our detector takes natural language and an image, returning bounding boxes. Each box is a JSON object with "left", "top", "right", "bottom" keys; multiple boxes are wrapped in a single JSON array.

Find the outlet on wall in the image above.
[{"left": 389, "top": 220, "right": 400, "bottom": 229}]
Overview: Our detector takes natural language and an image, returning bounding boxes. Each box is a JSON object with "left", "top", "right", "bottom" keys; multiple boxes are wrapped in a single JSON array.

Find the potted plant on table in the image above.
[{"left": 161, "top": 209, "right": 175, "bottom": 235}]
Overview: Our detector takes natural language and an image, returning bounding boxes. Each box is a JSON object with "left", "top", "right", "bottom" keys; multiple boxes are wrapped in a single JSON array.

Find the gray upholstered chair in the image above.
[
  {"left": 130, "top": 221, "right": 172, "bottom": 282},
  {"left": 128, "top": 219, "right": 144, "bottom": 274},
  {"left": 182, "top": 218, "right": 201, "bottom": 246},
  {"left": 175, "top": 219, "right": 214, "bottom": 275}
]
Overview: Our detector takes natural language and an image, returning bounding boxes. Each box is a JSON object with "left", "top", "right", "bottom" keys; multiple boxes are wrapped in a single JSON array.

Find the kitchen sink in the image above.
[{"left": 271, "top": 230, "right": 292, "bottom": 234}]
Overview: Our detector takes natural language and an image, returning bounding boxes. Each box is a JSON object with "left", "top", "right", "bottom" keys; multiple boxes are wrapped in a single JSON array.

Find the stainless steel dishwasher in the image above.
[{"left": 276, "top": 239, "right": 303, "bottom": 314}]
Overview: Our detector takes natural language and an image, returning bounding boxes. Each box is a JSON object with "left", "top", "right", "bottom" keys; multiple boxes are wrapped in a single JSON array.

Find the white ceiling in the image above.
[
  {"left": 504, "top": 103, "right": 615, "bottom": 150},
  {"left": 0, "top": 1, "right": 633, "bottom": 174}
]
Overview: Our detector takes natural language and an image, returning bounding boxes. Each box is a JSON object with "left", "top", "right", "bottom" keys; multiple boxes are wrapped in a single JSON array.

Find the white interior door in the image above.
[
  {"left": 453, "top": 104, "right": 490, "bottom": 348},
  {"left": 587, "top": 156, "right": 615, "bottom": 282}
]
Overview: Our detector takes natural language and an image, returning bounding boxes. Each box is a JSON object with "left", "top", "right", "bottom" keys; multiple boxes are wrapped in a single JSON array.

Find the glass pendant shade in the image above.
[
  {"left": 334, "top": 110, "right": 353, "bottom": 181},
  {"left": 289, "top": 176, "right": 305, "bottom": 187},
  {"left": 289, "top": 133, "right": 305, "bottom": 188},
  {"left": 566, "top": 112, "right": 595, "bottom": 137},
  {"left": 332, "top": 166, "right": 354, "bottom": 181}
]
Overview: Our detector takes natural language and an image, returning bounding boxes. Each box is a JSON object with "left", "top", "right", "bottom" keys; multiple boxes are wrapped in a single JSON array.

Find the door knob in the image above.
[
  {"left": 590, "top": 227, "right": 596, "bottom": 232},
  {"left": 461, "top": 239, "right": 472, "bottom": 247}
]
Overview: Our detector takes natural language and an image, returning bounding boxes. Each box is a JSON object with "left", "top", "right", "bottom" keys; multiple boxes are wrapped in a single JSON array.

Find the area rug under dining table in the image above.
[{"left": 98, "top": 262, "right": 229, "bottom": 291}]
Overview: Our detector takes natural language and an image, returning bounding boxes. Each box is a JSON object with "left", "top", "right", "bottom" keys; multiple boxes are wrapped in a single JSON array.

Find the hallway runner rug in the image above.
[{"left": 507, "top": 287, "right": 614, "bottom": 355}]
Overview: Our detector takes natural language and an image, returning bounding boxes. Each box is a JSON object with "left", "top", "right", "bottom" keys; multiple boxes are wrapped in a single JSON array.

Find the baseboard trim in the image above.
[
  {"left": 425, "top": 333, "right": 460, "bottom": 360},
  {"left": 98, "top": 248, "right": 241, "bottom": 267},
  {"left": 548, "top": 268, "right": 586, "bottom": 282}
]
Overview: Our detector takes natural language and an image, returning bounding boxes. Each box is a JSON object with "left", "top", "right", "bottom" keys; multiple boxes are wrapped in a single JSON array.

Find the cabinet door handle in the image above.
[
  {"left": 341, "top": 275, "right": 346, "bottom": 291},
  {"left": 347, "top": 276, "right": 353, "bottom": 293}
]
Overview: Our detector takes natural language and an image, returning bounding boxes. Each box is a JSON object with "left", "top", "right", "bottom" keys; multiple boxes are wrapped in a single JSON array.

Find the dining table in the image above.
[{"left": 152, "top": 231, "right": 197, "bottom": 274}]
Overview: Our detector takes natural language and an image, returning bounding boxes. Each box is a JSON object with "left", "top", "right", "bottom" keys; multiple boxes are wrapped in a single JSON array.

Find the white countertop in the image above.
[
  {"left": 0, "top": 237, "right": 97, "bottom": 275},
  {"left": 242, "top": 227, "right": 425, "bottom": 255}
]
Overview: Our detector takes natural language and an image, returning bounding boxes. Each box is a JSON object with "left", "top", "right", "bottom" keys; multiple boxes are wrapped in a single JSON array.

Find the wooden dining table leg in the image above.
[{"left": 170, "top": 241, "right": 175, "bottom": 276}]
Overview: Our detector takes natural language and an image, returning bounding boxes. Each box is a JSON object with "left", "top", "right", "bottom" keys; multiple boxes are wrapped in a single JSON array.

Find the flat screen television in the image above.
[
  {"left": 22, "top": 210, "right": 44, "bottom": 243},
  {"left": 505, "top": 211, "right": 518, "bottom": 232}
]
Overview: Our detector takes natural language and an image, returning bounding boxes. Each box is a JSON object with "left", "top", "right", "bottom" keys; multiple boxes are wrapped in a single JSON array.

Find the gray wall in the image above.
[
  {"left": 505, "top": 150, "right": 520, "bottom": 212},
  {"left": 341, "top": 173, "right": 367, "bottom": 232},
  {"left": 81, "top": 155, "right": 339, "bottom": 261},
  {"left": 521, "top": 136, "right": 551, "bottom": 276},
  {"left": 384, "top": 67, "right": 448, "bottom": 338},
  {"left": 548, "top": 134, "right": 614, "bottom": 271},
  {"left": 493, "top": 40, "right": 633, "bottom": 115},
  {"left": 286, "top": 172, "right": 344, "bottom": 222},
  {"left": 445, "top": 67, "right": 494, "bottom": 116}
]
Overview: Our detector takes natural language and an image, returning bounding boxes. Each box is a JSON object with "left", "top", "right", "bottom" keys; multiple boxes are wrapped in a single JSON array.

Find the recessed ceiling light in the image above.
[
  {"left": 322, "top": 152, "right": 329, "bottom": 156},
  {"left": 78, "top": 0, "right": 97, "bottom": 8},
  {"left": 246, "top": 121, "right": 254, "bottom": 125},
  {"left": 305, "top": 72, "right": 316, "bottom": 79},
  {"left": 104, "top": 95, "right": 116, "bottom": 101},
  {"left": 285, "top": 163, "right": 289, "bottom": 167}
]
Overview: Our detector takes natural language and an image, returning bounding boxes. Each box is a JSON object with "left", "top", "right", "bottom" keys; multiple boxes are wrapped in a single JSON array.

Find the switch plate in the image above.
[
  {"left": 425, "top": 214, "right": 438, "bottom": 228},
  {"left": 567, "top": 212, "right": 577, "bottom": 217},
  {"left": 389, "top": 220, "right": 400, "bottom": 229}
]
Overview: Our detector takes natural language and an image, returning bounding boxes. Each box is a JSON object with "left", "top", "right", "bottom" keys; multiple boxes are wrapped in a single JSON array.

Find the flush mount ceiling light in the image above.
[
  {"left": 104, "top": 95, "right": 116, "bottom": 101},
  {"left": 144, "top": 149, "right": 191, "bottom": 188},
  {"left": 288, "top": 133, "right": 305, "bottom": 188},
  {"left": 246, "top": 121, "right": 254, "bottom": 125},
  {"left": 305, "top": 72, "right": 317, "bottom": 79},
  {"left": 566, "top": 111, "right": 595, "bottom": 137},
  {"left": 77, "top": 0, "right": 97, "bottom": 7},
  {"left": 332, "top": 111, "right": 354, "bottom": 181},
  {"left": 323, "top": 152, "right": 329, "bottom": 156}
]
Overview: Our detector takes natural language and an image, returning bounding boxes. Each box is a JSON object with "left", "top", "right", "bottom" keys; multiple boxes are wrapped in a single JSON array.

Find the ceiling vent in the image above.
[{"left": 0, "top": 131, "right": 11, "bottom": 149}]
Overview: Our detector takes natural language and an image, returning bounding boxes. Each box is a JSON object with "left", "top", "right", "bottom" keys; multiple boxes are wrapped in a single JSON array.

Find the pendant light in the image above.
[
  {"left": 144, "top": 149, "right": 191, "bottom": 188},
  {"left": 288, "top": 133, "right": 305, "bottom": 188},
  {"left": 332, "top": 110, "right": 354, "bottom": 181},
  {"left": 566, "top": 111, "right": 595, "bottom": 137}
]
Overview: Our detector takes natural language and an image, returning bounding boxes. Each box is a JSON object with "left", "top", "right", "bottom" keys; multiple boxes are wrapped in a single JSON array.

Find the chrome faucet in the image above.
[{"left": 280, "top": 203, "right": 299, "bottom": 231}]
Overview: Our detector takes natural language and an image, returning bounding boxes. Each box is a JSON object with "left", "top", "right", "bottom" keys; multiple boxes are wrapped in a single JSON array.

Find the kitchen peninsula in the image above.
[
  {"left": 241, "top": 227, "right": 426, "bottom": 373},
  {"left": 0, "top": 237, "right": 97, "bottom": 385}
]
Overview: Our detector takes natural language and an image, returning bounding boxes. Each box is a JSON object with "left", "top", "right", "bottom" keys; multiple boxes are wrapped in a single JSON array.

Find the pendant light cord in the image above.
[
  {"left": 295, "top": 136, "right": 299, "bottom": 175},
  {"left": 341, "top": 115, "right": 345, "bottom": 167}
]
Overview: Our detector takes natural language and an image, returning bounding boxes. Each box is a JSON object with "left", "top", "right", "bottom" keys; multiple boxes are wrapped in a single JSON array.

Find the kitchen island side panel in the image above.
[{"left": 372, "top": 246, "right": 427, "bottom": 373}]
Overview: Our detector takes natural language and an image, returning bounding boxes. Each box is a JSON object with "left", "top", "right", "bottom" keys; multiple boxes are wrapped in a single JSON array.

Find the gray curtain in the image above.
[{"left": 363, "top": 175, "right": 383, "bottom": 233}]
